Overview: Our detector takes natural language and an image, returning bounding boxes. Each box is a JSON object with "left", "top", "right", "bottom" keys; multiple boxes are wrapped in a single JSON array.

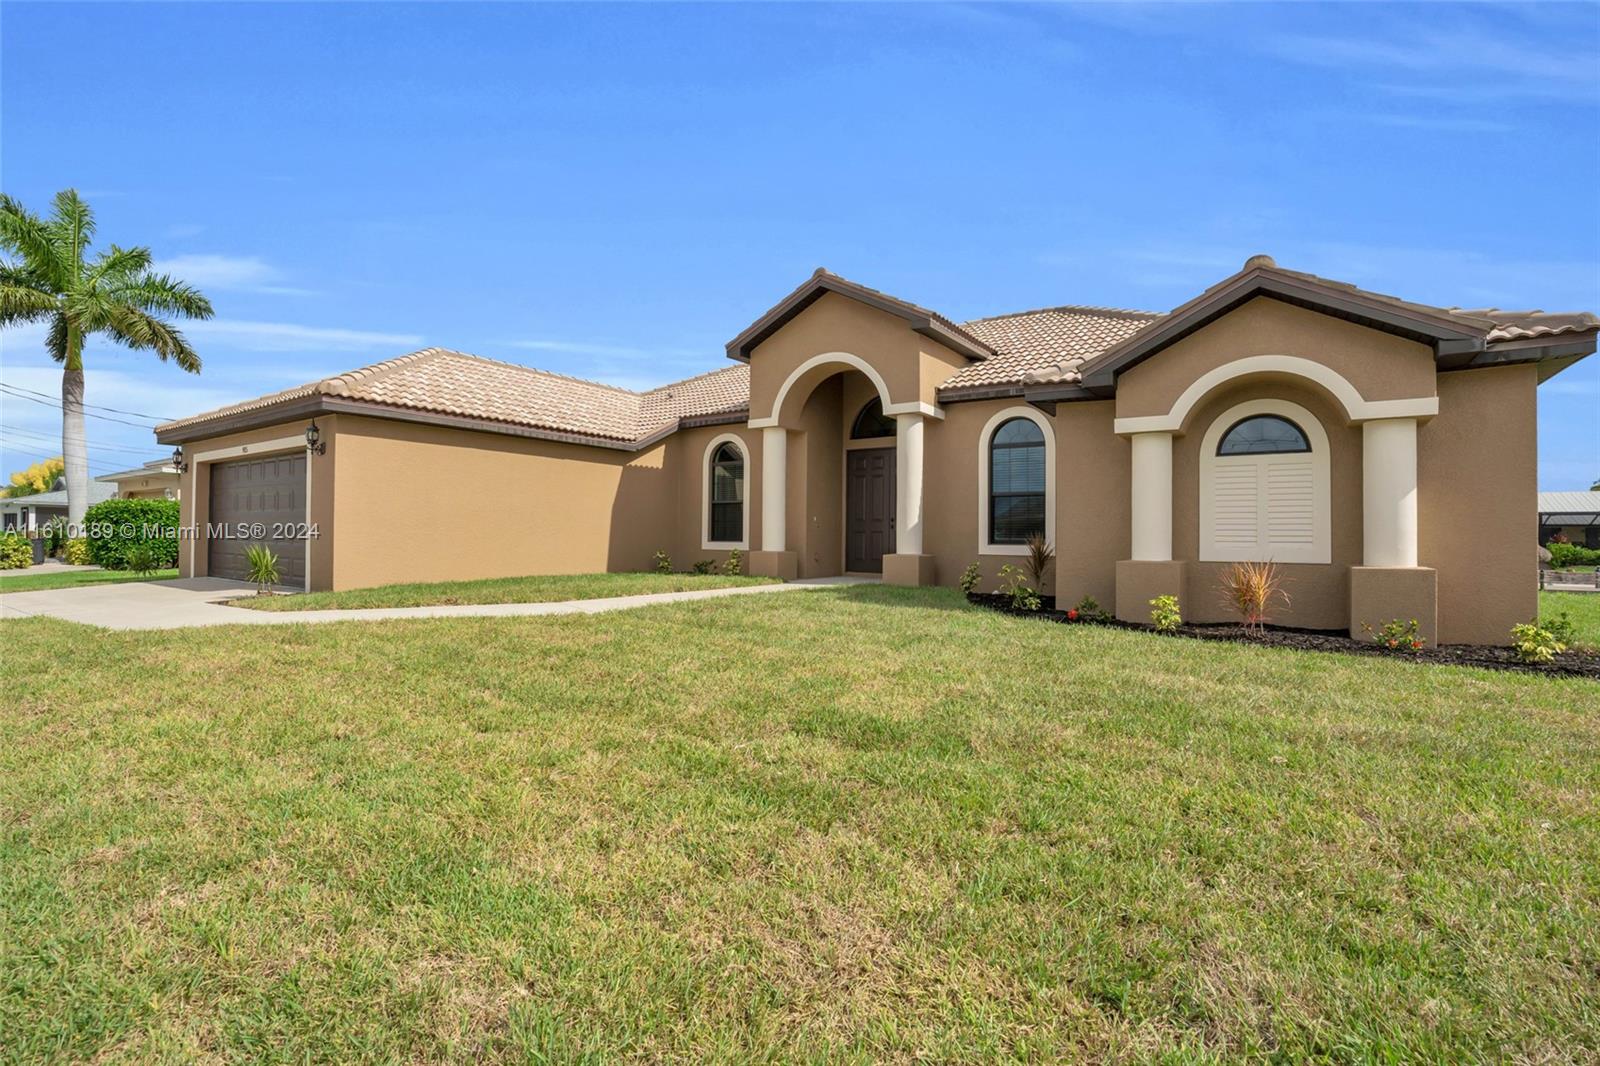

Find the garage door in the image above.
[{"left": 208, "top": 454, "right": 307, "bottom": 587}]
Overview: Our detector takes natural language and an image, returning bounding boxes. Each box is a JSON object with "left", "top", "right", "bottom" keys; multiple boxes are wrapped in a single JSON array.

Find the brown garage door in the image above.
[{"left": 208, "top": 453, "right": 307, "bottom": 587}]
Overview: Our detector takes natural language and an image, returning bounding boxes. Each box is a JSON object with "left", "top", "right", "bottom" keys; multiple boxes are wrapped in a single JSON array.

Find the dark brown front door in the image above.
[
  {"left": 207, "top": 453, "right": 307, "bottom": 587},
  {"left": 846, "top": 447, "right": 895, "bottom": 573}
]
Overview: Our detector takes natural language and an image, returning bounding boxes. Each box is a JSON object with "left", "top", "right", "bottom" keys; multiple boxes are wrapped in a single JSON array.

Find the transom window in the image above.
[
  {"left": 989, "top": 417, "right": 1046, "bottom": 545},
  {"left": 709, "top": 442, "right": 744, "bottom": 543},
  {"left": 1217, "top": 415, "right": 1310, "bottom": 455},
  {"left": 850, "top": 398, "right": 897, "bottom": 440}
]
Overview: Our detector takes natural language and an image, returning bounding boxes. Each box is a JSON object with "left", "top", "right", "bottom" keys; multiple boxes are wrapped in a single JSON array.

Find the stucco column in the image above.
[
  {"left": 1130, "top": 431, "right": 1173, "bottom": 562},
  {"left": 1362, "top": 417, "right": 1419, "bottom": 567},
  {"left": 761, "top": 426, "right": 787, "bottom": 552},
  {"left": 895, "top": 413, "right": 925, "bottom": 555}
]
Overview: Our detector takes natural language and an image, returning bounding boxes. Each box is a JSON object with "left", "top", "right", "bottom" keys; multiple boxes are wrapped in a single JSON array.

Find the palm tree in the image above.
[{"left": 0, "top": 189, "right": 212, "bottom": 527}]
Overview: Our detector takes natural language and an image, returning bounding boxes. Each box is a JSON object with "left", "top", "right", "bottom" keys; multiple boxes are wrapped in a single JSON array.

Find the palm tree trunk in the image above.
[{"left": 62, "top": 337, "right": 89, "bottom": 530}]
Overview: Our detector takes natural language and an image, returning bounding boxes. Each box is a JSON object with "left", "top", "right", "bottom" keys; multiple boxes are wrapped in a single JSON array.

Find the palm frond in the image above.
[
  {"left": 107, "top": 271, "right": 214, "bottom": 320},
  {"left": 0, "top": 194, "right": 68, "bottom": 290},
  {"left": 45, "top": 314, "right": 70, "bottom": 364},
  {"left": 88, "top": 244, "right": 153, "bottom": 285},
  {"left": 0, "top": 283, "right": 58, "bottom": 324},
  {"left": 47, "top": 189, "right": 95, "bottom": 274},
  {"left": 105, "top": 305, "right": 202, "bottom": 373}
]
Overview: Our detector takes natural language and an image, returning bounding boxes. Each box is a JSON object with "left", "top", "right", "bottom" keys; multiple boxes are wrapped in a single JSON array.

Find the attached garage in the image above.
[{"left": 207, "top": 453, "right": 307, "bottom": 588}]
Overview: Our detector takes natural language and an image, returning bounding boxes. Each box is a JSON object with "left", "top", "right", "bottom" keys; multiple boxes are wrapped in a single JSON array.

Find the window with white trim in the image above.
[
  {"left": 708, "top": 442, "right": 744, "bottom": 544},
  {"left": 1200, "top": 401, "right": 1330, "bottom": 564},
  {"left": 978, "top": 407, "right": 1056, "bottom": 555}
]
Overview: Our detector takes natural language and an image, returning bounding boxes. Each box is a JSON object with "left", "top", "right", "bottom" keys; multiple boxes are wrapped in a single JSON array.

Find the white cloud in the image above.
[
  {"left": 505, "top": 338, "right": 705, "bottom": 361},
  {"left": 150, "top": 253, "right": 313, "bottom": 296},
  {"left": 183, "top": 320, "right": 423, "bottom": 352}
]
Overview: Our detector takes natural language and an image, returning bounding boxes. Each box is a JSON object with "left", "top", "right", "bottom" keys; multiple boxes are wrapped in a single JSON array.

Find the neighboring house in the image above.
[
  {"left": 155, "top": 255, "right": 1598, "bottom": 644},
  {"left": 1539, "top": 491, "right": 1600, "bottom": 549},
  {"left": 0, "top": 478, "right": 117, "bottom": 533},
  {"left": 97, "top": 458, "right": 182, "bottom": 500}
]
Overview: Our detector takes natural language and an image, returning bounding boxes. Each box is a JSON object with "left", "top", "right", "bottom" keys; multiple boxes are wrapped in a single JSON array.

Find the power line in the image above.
[
  {"left": 0, "top": 386, "right": 168, "bottom": 430},
  {"left": 0, "top": 445, "right": 124, "bottom": 477},
  {"left": 0, "top": 424, "right": 163, "bottom": 457},
  {"left": 0, "top": 381, "right": 173, "bottom": 422}
]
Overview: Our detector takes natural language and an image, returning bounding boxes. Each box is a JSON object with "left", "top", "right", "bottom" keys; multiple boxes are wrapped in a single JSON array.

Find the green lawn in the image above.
[
  {"left": 0, "top": 566, "right": 177, "bottom": 594},
  {"left": 1543, "top": 590, "right": 1600, "bottom": 649},
  {"left": 3, "top": 586, "right": 1597, "bottom": 1061},
  {"left": 230, "top": 570, "right": 777, "bottom": 611}
]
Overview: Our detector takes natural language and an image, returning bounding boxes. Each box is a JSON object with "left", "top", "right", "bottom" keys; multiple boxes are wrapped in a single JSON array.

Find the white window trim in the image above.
[
  {"left": 977, "top": 406, "right": 1056, "bottom": 556},
  {"left": 1199, "top": 398, "right": 1330, "bottom": 565},
  {"left": 701, "top": 432, "right": 749, "bottom": 550}
]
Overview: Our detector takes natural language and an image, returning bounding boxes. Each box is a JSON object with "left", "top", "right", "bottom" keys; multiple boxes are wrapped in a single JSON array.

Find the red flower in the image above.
[
  {"left": 1411, "top": 641, "right": 1423, "bottom": 650},
  {"left": 1067, "top": 609, "right": 1078, "bottom": 621}
]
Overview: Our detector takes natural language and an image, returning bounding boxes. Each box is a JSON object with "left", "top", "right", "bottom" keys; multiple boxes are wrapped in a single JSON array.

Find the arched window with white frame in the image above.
[
  {"left": 977, "top": 407, "right": 1056, "bottom": 555},
  {"left": 702, "top": 434, "right": 748, "bottom": 550},
  {"left": 1199, "top": 399, "right": 1330, "bottom": 564}
]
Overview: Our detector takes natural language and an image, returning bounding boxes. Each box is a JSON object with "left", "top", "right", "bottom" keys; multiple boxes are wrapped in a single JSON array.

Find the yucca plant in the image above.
[
  {"left": 245, "top": 544, "right": 280, "bottom": 595},
  {"left": 1022, "top": 534, "right": 1055, "bottom": 590},
  {"left": 1220, "top": 559, "right": 1290, "bottom": 634}
]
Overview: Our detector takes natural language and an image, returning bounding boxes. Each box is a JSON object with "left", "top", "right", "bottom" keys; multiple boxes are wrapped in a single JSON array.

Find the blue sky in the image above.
[{"left": 2, "top": 1, "right": 1597, "bottom": 489}]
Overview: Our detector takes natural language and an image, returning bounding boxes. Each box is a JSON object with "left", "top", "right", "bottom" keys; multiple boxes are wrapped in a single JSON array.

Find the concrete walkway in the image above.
[{"left": 0, "top": 575, "right": 869, "bottom": 631}]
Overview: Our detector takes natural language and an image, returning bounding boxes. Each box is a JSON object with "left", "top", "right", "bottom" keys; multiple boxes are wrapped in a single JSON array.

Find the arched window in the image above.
[
  {"left": 988, "top": 417, "right": 1047, "bottom": 546},
  {"left": 702, "top": 435, "right": 748, "bottom": 549},
  {"left": 1201, "top": 400, "right": 1329, "bottom": 564},
  {"left": 850, "top": 398, "right": 897, "bottom": 439},
  {"left": 1217, "top": 415, "right": 1310, "bottom": 455}
]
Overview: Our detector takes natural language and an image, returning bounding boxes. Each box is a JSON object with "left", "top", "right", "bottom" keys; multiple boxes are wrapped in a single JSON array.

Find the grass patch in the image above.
[
  {"left": 0, "top": 567, "right": 177, "bottom": 593},
  {"left": 3, "top": 585, "right": 1598, "bottom": 1060},
  {"left": 1543, "top": 589, "right": 1600, "bottom": 649},
  {"left": 230, "top": 570, "right": 777, "bottom": 611}
]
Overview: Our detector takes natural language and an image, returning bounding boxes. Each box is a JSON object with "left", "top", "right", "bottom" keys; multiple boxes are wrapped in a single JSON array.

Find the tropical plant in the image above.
[
  {"left": 124, "top": 541, "right": 161, "bottom": 577},
  {"left": 4, "top": 456, "right": 63, "bottom": 498},
  {"left": 1150, "top": 595, "right": 1182, "bottom": 633},
  {"left": 653, "top": 550, "right": 671, "bottom": 574},
  {"left": 80, "top": 498, "right": 179, "bottom": 570},
  {"left": 1072, "top": 595, "right": 1110, "bottom": 624},
  {"left": 691, "top": 559, "right": 715, "bottom": 575},
  {"left": 62, "top": 537, "right": 92, "bottom": 565},
  {"left": 0, "top": 189, "right": 213, "bottom": 528},
  {"left": 1219, "top": 560, "right": 1290, "bottom": 634},
  {"left": 245, "top": 544, "right": 280, "bottom": 595},
  {"left": 957, "top": 561, "right": 982, "bottom": 595},
  {"left": 722, "top": 549, "right": 743, "bottom": 576},
  {"left": 1510, "top": 621, "right": 1565, "bottom": 664},
  {"left": 996, "top": 563, "right": 1041, "bottom": 612},
  {"left": 1542, "top": 611, "right": 1576, "bottom": 649},
  {"left": 1362, "top": 618, "right": 1423, "bottom": 652},
  {"left": 0, "top": 531, "right": 32, "bottom": 569},
  {"left": 1022, "top": 534, "right": 1054, "bottom": 591},
  {"left": 42, "top": 516, "right": 67, "bottom": 557}
]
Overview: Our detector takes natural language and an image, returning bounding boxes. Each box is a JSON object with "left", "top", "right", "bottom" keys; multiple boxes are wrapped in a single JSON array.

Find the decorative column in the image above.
[
  {"left": 1362, "top": 418, "right": 1418, "bottom": 567},
  {"left": 761, "top": 426, "right": 787, "bottom": 552},
  {"left": 894, "top": 413, "right": 925, "bottom": 555},
  {"left": 1129, "top": 431, "right": 1173, "bottom": 561}
]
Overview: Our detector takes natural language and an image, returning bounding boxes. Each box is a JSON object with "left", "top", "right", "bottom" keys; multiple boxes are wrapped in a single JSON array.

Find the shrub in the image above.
[
  {"left": 1362, "top": 618, "right": 1423, "bottom": 652},
  {"left": 722, "top": 549, "right": 743, "bottom": 576},
  {"left": 81, "top": 498, "right": 179, "bottom": 570},
  {"left": 1544, "top": 610, "right": 1577, "bottom": 647},
  {"left": 1510, "top": 621, "right": 1565, "bottom": 664},
  {"left": 1547, "top": 542, "right": 1600, "bottom": 569},
  {"left": 125, "top": 541, "right": 161, "bottom": 577},
  {"left": 43, "top": 517, "right": 67, "bottom": 557},
  {"left": 0, "top": 531, "right": 32, "bottom": 570},
  {"left": 62, "top": 537, "right": 92, "bottom": 566},
  {"left": 957, "top": 562, "right": 981, "bottom": 595},
  {"left": 996, "top": 564, "right": 1041, "bottom": 612},
  {"left": 1220, "top": 560, "right": 1290, "bottom": 633},
  {"left": 1150, "top": 594, "right": 1182, "bottom": 632},
  {"left": 1022, "top": 535, "right": 1054, "bottom": 590},
  {"left": 1072, "top": 595, "right": 1110, "bottom": 623},
  {"left": 653, "top": 550, "right": 672, "bottom": 574},
  {"left": 691, "top": 559, "right": 715, "bottom": 575},
  {"left": 245, "top": 544, "right": 280, "bottom": 595}
]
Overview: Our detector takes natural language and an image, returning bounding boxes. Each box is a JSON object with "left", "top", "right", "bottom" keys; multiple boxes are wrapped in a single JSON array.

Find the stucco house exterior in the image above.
[
  {"left": 97, "top": 458, "right": 182, "bottom": 501},
  {"left": 156, "top": 256, "right": 1597, "bottom": 644}
]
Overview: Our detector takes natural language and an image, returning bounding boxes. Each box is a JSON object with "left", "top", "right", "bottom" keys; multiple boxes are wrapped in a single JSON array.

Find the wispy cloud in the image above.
[
  {"left": 151, "top": 253, "right": 313, "bottom": 296},
  {"left": 163, "top": 223, "right": 205, "bottom": 240},
  {"left": 184, "top": 320, "right": 424, "bottom": 352},
  {"left": 1360, "top": 113, "right": 1515, "bottom": 134},
  {"left": 505, "top": 339, "right": 705, "bottom": 361}
]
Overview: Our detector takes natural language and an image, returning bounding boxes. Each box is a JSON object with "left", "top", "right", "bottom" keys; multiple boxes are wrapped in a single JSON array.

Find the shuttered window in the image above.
[{"left": 1202, "top": 411, "right": 1329, "bottom": 564}]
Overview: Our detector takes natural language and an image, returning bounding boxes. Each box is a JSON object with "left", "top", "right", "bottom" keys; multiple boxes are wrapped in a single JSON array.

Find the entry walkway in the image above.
[{"left": 0, "top": 575, "right": 872, "bottom": 631}]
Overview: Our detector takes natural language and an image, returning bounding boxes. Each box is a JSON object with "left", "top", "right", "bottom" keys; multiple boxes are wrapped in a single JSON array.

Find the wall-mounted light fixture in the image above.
[
  {"left": 305, "top": 420, "right": 326, "bottom": 456},
  {"left": 171, "top": 445, "right": 188, "bottom": 474}
]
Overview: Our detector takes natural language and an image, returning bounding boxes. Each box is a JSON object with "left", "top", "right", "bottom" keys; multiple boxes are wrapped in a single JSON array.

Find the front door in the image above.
[{"left": 846, "top": 447, "right": 896, "bottom": 573}]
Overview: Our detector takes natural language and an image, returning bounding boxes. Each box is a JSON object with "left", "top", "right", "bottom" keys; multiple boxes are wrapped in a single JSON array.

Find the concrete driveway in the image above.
[{"left": 0, "top": 576, "right": 843, "bottom": 631}]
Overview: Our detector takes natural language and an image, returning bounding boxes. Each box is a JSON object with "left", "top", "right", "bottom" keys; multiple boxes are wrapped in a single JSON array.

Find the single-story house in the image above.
[
  {"left": 97, "top": 458, "right": 182, "bottom": 501},
  {"left": 1539, "top": 491, "right": 1600, "bottom": 548},
  {"left": 156, "top": 255, "right": 1598, "bottom": 644},
  {"left": 0, "top": 478, "right": 116, "bottom": 532}
]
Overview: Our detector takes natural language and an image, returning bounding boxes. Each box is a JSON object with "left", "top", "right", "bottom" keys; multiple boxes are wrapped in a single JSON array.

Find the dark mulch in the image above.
[{"left": 965, "top": 593, "right": 1600, "bottom": 680}]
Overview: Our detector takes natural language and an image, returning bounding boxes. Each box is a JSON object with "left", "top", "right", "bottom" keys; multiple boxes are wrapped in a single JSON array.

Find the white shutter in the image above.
[
  {"left": 1264, "top": 457, "right": 1316, "bottom": 548},
  {"left": 1212, "top": 464, "right": 1259, "bottom": 548}
]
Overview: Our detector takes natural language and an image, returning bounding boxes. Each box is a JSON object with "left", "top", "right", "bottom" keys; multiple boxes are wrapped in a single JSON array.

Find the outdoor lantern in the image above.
[
  {"left": 171, "top": 445, "right": 188, "bottom": 474},
  {"left": 305, "top": 420, "right": 326, "bottom": 455}
]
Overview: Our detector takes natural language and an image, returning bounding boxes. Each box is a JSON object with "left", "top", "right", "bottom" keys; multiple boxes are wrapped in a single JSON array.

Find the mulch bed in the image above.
[{"left": 965, "top": 593, "right": 1600, "bottom": 680}]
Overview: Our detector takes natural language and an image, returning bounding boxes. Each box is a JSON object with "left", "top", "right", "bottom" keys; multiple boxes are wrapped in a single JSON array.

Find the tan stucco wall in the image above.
[
  {"left": 1419, "top": 364, "right": 1538, "bottom": 644},
  {"left": 175, "top": 418, "right": 336, "bottom": 590},
  {"left": 113, "top": 473, "right": 180, "bottom": 500},
  {"left": 1116, "top": 297, "right": 1437, "bottom": 422},
  {"left": 659, "top": 423, "right": 763, "bottom": 570}
]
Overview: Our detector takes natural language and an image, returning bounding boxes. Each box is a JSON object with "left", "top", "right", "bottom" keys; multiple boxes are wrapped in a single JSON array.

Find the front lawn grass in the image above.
[
  {"left": 0, "top": 566, "right": 177, "bottom": 593},
  {"left": 229, "top": 569, "right": 777, "bottom": 610},
  {"left": 3, "top": 585, "right": 1597, "bottom": 1061},
  {"left": 1543, "top": 589, "right": 1600, "bottom": 649}
]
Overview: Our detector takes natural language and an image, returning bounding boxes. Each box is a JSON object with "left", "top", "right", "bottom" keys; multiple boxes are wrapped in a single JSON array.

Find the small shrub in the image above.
[
  {"left": 653, "top": 550, "right": 672, "bottom": 574},
  {"left": 722, "top": 549, "right": 743, "bottom": 576},
  {"left": 1022, "top": 535, "right": 1054, "bottom": 590},
  {"left": 0, "top": 531, "right": 33, "bottom": 570},
  {"left": 245, "top": 544, "right": 280, "bottom": 595},
  {"left": 124, "top": 541, "right": 161, "bottom": 576},
  {"left": 1073, "top": 595, "right": 1110, "bottom": 624},
  {"left": 43, "top": 517, "right": 67, "bottom": 557},
  {"left": 62, "top": 537, "right": 92, "bottom": 566},
  {"left": 1220, "top": 560, "right": 1290, "bottom": 633},
  {"left": 1510, "top": 621, "right": 1566, "bottom": 664},
  {"left": 1362, "top": 617, "right": 1423, "bottom": 652},
  {"left": 1547, "top": 542, "right": 1600, "bottom": 569},
  {"left": 81, "top": 498, "right": 180, "bottom": 570},
  {"left": 691, "top": 559, "right": 715, "bottom": 575},
  {"left": 1543, "top": 610, "right": 1576, "bottom": 647},
  {"left": 957, "top": 562, "right": 981, "bottom": 595},
  {"left": 997, "top": 564, "right": 1041, "bottom": 612},
  {"left": 1150, "top": 594, "right": 1182, "bottom": 632}
]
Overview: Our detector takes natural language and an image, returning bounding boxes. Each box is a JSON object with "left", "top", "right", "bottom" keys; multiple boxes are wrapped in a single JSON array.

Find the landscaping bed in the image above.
[{"left": 967, "top": 592, "right": 1600, "bottom": 679}]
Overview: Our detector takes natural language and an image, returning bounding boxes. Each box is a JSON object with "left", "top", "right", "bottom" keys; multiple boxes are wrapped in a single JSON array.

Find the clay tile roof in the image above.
[
  {"left": 938, "top": 306, "right": 1162, "bottom": 393},
  {"left": 639, "top": 364, "right": 750, "bottom": 429}
]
